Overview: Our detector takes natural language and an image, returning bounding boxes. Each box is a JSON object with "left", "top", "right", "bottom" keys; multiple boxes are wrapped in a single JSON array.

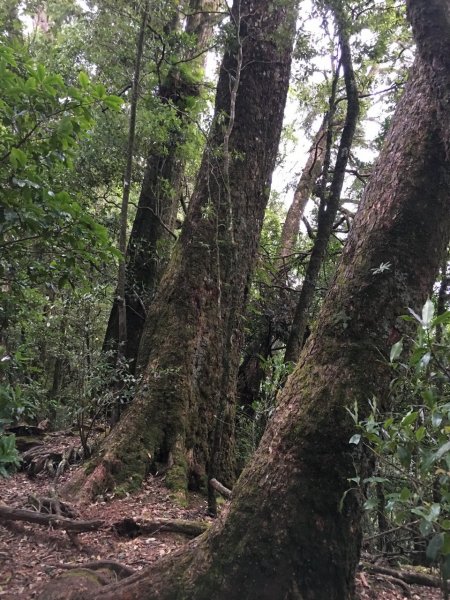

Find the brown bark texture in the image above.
[
  {"left": 103, "top": 1, "right": 220, "bottom": 373},
  {"left": 69, "top": 0, "right": 298, "bottom": 500},
  {"left": 50, "top": 55, "right": 450, "bottom": 600}
]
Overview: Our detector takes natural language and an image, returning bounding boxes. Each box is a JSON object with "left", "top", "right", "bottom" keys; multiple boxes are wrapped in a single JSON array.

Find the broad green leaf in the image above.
[
  {"left": 420, "top": 519, "right": 433, "bottom": 537},
  {"left": 390, "top": 339, "right": 403, "bottom": 362},
  {"left": 419, "top": 352, "right": 431, "bottom": 369},
  {"left": 364, "top": 497, "right": 378, "bottom": 510},
  {"left": 10, "top": 147, "right": 27, "bottom": 168},
  {"left": 432, "top": 412, "right": 443, "bottom": 428},
  {"left": 400, "top": 487, "right": 411, "bottom": 501},
  {"left": 433, "top": 311, "right": 450, "bottom": 326},
  {"left": 78, "top": 71, "right": 90, "bottom": 88},
  {"left": 433, "top": 440, "right": 450, "bottom": 463},
  {"left": 103, "top": 95, "right": 123, "bottom": 110},
  {"left": 349, "top": 434, "right": 361, "bottom": 445},
  {"left": 428, "top": 503, "right": 441, "bottom": 522},
  {"left": 93, "top": 83, "right": 106, "bottom": 99},
  {"left": 422, "top": 298, "right": 435, "bottom": 329},
  {"left": 415, "top": 426, "right": 426, "bottom": 442},
  {"left": 408, "top": 307, "right": 423, "bottom": 324},
  {"left": 401, "top": 411, "right": 418, "bottom": 427}
]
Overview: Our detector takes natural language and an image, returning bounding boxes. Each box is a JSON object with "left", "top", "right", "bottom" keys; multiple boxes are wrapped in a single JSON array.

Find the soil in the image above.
[{"left": 0, "top": 434, "right": 445, "bottom": 599}]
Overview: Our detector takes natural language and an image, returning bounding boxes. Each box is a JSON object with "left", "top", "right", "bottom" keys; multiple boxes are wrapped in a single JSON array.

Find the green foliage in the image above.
[
  {"left": 0, "top": 37, "right": 121, "bottom": 295},
  {"left": 0, "top": 434, "right": 21, "bottom": 477},
  {"left": 349, "top": 300, "right": 450, "bottom": 578}
]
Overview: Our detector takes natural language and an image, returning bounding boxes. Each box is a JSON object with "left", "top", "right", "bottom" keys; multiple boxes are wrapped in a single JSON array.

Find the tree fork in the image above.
[{"left": 66, "top": 0, "right": 299, "bottom": 502}]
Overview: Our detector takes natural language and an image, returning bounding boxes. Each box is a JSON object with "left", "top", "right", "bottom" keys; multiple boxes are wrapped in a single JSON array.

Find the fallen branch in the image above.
[
  {"left": 0, "top": 505, "right": 103, "bottom": 532},
  {"left": 210, "top": 478, "right": 232, "bottom": 499},
  {"left": 362, "top": 562, "right": 443, "bottom": 588},
  {"left": 113, "top": 517, "right": 209, "bottom": 538}
]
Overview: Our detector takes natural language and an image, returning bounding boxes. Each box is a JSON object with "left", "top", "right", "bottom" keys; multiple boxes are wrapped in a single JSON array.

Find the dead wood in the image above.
[
  {"left": 0, "top": 505, "right": 103, "bottom": 532},
  {"left": 113, "top": 516, "right": 209, "bottom": 538},
  {"left": 362, "top": 562, "right": 443, "bottom": 588},
  {"left": 210, "top": 478, "right": 232, "bottom": 499}
]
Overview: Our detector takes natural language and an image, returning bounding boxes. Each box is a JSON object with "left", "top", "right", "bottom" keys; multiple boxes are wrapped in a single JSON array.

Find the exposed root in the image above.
[
  {"left": 113, "top": 516, "right": 209, "bottom": 538},
  {"left": 60, "top": 560, "right": 135, "bottom": 579}
]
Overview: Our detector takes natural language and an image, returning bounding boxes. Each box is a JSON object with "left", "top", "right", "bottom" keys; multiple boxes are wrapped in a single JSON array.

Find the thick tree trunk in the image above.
[
  {"left": 67, "top": 0, "right": 298, "bottom": 501},
  {"left": 48, "top": 55, "right": 450, "bottom": 600},
  {"left": 103, "top": 1, "right": 220, "bottom": 374}
]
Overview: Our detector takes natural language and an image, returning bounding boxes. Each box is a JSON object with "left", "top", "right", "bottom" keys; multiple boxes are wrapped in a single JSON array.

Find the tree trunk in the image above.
[
  {"left": 236, "top": 118, "right": 328, "bottom": 417},
  {"left": 50, "top": 54, "right": 450, "bottom": 600},
  {"left": 67, "top": 0, "right": 298, "bottom": 501},
  {"left": 103, "top": 1, "right": 220, "bottom": 374},
  {"left": 284, "top": 6, "right": 359, "bottom": 363},
  {"left": 116, "top": 0, "right": 149, "bottom": 365},
  {"left": 278, "top": 116, "right": 328, "bottom": 273}
]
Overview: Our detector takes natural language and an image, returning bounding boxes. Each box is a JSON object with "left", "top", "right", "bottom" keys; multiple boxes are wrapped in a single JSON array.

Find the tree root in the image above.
[
  {"left": 27, "top": 494, "right": 78, "bottom": 518},
  {"left": 113, "top": 516, "right": 209, "bottom": 538},
  {"left": 23, "top": 444, "right": 83, "bottom": 477},
  {"left": 362, "top": 562, "right": 443, "bottom": 588},
  {"left": 60, "top": 560, "right": 135, "bottom": 579}
]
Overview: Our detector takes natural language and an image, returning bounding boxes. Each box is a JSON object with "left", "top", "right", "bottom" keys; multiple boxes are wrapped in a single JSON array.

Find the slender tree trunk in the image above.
[
  {"left": 50, "top": 55, "right": 450, "bottom": 600},
  {"left": 66, "top": 0, "right": 298, "bottom": 501},
  {"left": 116, "top": 0, "right": 149, "bottom": 365},
  {"left": 284, "top": 6, "right": 359, "bottom": 363},
  {"left": 103, "top": 1, "right": 220, "bottom": 374},
  {"left": 278, "top": 117, "right": 328, "bottom": 273}
]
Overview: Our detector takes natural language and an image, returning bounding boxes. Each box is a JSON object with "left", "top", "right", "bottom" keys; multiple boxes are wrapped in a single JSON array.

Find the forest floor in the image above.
[{"left": 0, "top": 432, "right": 444, "bottom": 599}]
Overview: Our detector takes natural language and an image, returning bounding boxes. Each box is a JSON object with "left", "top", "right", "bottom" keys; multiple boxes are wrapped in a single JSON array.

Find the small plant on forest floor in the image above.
[{"left": 347, "top": 299, "right": 450, "bottom": 593}]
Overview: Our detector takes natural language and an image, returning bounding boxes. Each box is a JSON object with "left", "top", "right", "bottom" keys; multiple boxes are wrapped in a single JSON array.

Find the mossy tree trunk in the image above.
[
  {"left": 103, "top": 1, "right": 220, "bottom": 375},
  {"left": 68, "top": 0, "right": 298, "bottom": 501},
  {"left": 61, "top": 54, "right": 450, "bottom": 599}
]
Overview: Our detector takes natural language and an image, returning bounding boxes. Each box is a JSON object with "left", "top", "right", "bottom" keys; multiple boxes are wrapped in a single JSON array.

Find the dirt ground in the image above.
[{"left": 0, "top": 437, "right": 445, "bottom": 600}]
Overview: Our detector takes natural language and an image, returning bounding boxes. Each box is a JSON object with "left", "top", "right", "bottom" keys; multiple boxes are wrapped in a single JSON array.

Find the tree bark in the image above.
[
  {"left": 103, "top": 1, "right": 220, "bottom": 374},
  {"left": 67, "top": 0, "right": 298, "bottom": 501},
  {"left": 48, "top": 53, "right": 450, "bottom": 600}
]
